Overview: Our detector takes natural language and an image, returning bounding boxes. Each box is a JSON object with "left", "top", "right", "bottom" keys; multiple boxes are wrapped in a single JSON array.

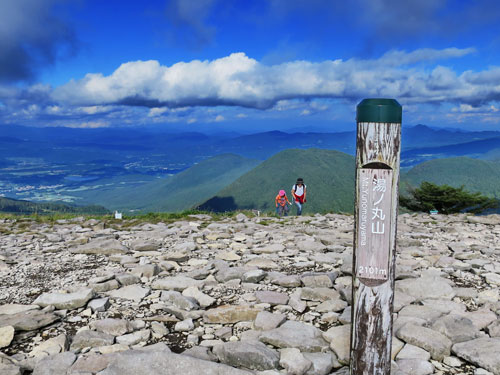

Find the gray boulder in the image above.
[
  {"left": 72, "top": 238, "right": 129, "bottom": 255},
  {"left": 70, "top": 330, "right": 115, "bottom": 350},
  {"left": 280, "top": 347, "right": 312, "bottom": 375},
  {"left": 431, "top": 314, "right": 481, "bottom": 343},
  {"left": 32, "top": 352, "right": 76, "bottom": 375},
  {"left": 303, "top": 352, "right": 335, "bottom": 375},
  {"left": 91, "top": 319, "right": 133, "bottom": 337},
  {"left": 395, "top": 359, "right": 434, "bottom": 375},
  {"left": 254, "top": 311, "right": 287, "bottom": 331},
  {"left": 161, "top": 291, "right": 199, "bottom": 311},
  {"left": 395, "top": 277, "right": 455, "bottom": 302},
  {"left": 99, "top": 349, "right": 253, "bottom": 374},
  {"left": 213, "top": 340, "right": 280, "bottom": 370},
  {"left": 452, "top": 338, "right": 500, "bottom": 375},
  {"left": 396, "top": 324, "right": 452, "bottom": 361},
  {"left": 0, "top": 310, "right": 59, "bottom": 331},
  {"left": 33, "top": 288, "right": 94, "bottom": 310},
  {"left": 107, "top": 285, "right": 150, "bottom": 302},
  {"left": 259, "top": 321, "right": 329, "bottom": 352},
  {"left": 152, "top": 276, "right": 203, "bottom": 291}
]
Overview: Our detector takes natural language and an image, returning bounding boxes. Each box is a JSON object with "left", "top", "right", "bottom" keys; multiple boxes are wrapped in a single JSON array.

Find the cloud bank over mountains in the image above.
[
  {"left": 53, "top": 48, "right": 487, "bottom": 109},
  {"left": 1, "top": 47, "right": 500, "bottom": 127},
  {"left": 0, "top": 0, "right": 499, "bottom": 129}
]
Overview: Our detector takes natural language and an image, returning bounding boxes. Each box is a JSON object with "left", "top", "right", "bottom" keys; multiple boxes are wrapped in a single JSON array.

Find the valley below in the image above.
[{"left": 1, "top": 124, "right": 499, "bottom": 215}]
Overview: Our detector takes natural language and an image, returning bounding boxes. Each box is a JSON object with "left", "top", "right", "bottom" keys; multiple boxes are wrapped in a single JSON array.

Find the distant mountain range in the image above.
[
  {"left": 401, "top": 136, "right": 500, "bottom": 167},
  {"left": 2, "top": 148, "right": 499, "bottom": 215},
  {"left": 2, "top": 124, "right": 500, "bottom": 213},
  {"left": 2, "top": 124, "right": 499, "bottom": 166}
]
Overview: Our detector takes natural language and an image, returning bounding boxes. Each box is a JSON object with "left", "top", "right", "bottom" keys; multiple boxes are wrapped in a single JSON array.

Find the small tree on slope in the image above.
[{"left": 400, "top": 181, "right": 499, "bottom": 214}]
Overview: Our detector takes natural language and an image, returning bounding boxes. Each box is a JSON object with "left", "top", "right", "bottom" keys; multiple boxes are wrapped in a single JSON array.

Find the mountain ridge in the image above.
[{"left": 200, "top": 148, "right": 356, "bottom": 214}]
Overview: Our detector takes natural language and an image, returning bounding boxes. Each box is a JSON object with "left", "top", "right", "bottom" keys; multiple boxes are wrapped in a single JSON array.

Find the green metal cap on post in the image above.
[{"left": 356, "top": 98, "right": 402, "bottom": 123}]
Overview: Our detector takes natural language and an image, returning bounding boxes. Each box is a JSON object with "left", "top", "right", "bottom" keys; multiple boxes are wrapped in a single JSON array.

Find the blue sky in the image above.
[{"left": 1, "top": 0, "right": 500, "bottom": 132}]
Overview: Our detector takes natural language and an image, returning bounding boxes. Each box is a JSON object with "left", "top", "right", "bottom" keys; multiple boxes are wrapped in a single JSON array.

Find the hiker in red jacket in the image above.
[
  {"left": 275, "top": 189, "right": 292, "bottom": 216},
  {"left": 291, "top": 178, "right": 307, "bottom": 215}
]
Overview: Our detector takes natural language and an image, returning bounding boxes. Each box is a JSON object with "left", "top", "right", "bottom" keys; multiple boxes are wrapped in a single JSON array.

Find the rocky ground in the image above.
[{"left": 0, "top": 212, "right": 499, "bottom": 375}]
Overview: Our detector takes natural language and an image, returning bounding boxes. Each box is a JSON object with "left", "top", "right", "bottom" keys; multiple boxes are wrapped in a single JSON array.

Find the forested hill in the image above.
[
  {"left": 200, "top": 148, "right": 356, "bottom": 214},
  {"left": 402, "top": 157, "right": 500, "bottom": 198},
  {"left": 0, "top": 197, "right": 109, "bottom": 215},
  {"left": 72, "top": 153, "right": 261, "bottom": 213}
]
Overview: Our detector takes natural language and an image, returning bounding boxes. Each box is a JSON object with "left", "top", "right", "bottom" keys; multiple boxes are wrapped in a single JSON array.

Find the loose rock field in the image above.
[{"left": 0, "top": 212, "right": 499, "bottom": 374}]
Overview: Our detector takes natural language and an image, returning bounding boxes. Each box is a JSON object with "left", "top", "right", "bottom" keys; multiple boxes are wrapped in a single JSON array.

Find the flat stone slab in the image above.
[
  {"left": 0, "top": 362, "right": 22, "bottom": 375},
  {"left": 259, "top": 320, "right": 329, "bottom": 352},
  {"left": 280, "top": 347, "right": 312, "bottom": 375},
  {"left": 213, "top": 340, "right": 280, "bottom": 370},
  {"left": 161, "top": 291, "right": 199, "bottom": 310},
  {"left": 301, "top": 275, "right": 333, "bottom": 288},
  {"left": 452, "top": 338, "right": 500, "bottom": 374},
  {"left": 182, "top": 287, "right": 215, "bottom": 308},
  {"left": 151, "top": 276, "right": 203, "bottom": 291},
  {"left": 396, "top": 344, "right": 431, "bottom": 361},
  {"left": 203, "top": 305, "right": 261, "bottom": 324},
  {"left": 459, "top": 308, "right": 497, "bottom": 330},
  {"left": 301, "top": 287, "right": 340, "bottom": 302},
  {"left": 397, "top": 324, "right": 452, "bottom": 361},
  {"left": 398, "top": 305, "right": 444, "bottom": 324},
  {"left": 303, "top": 352, "right": 335, "bottom": 375},
  {"left": 255, "top": 291, "right": 289, "bottom": 305},
  {"left": 254, "top": 311, "right": 287, "bottom": 331},
  {"left": 116, "top": 330, "right": 150, "bottom": 346},
  {"left": 99, "top": 349, "right": 253, "bottom": 374},
  {"left": 70, "top": 330, "right": 115, "bottom": 351},
  {"left": 33, "top": 288, "right": 94, "bottom": 310},
  {"left": 107, "top": 285, "right": 150, "bottom": 302},
  {"left": 215, "top": 266, "right": 251, "bottom": 282},
  {"left": 396, "top": 359, "right": 434, "bottom": 375},
  {"left": 296, "top": 240, "right": 327, "bottom": 252},
  {"left": 322, "top": 324, "right": 351, "bottom": 365},
  {"left": 431, "top": 314, "right": 481, "bottom": 343},
  {"left": 70, "top": 353, "right": 111, "bottom": 373},
  {"left": 466, "top": 215, "right": 500, "bottom": 225},
  {"left": 252, "top": 243, "right": 285, "bottom": 254},
  {"left": 0, "top": 326, "right": 15, "bottom": 348},
  {"left": 0, "top": 310, "right": 59, "bottom": 331},
  {"left": 32, "top": 352, "right": 77, "bottom": 375},
  {"left": 130, "top": 239, "right": 159, "bottom": 252},
  {"left": 90, "top": 319, "right": 133, "bottom": 337},
  {"left": 0, "top": 304, "right": 39, "bottom": 315},
  {"left": 71, "top": 238, "right": 129, "bottom": 255},
  {"left": 30, "top": 334, "right": 67, "bottom": 358},
  {"left": 245, "top": 258, "right": 277, "bottom": 270},
  {"left": 395, "top": 277, "right": 455, "bottom": 302}
]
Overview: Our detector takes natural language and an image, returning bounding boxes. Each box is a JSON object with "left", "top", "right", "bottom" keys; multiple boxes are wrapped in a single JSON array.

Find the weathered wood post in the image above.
[{"left": 350, "top": 98, "right": 402, "bottom": 374}]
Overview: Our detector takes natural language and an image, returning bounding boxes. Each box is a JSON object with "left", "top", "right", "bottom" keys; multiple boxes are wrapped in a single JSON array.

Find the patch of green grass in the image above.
[{"left": 0, "top": 209, "right": 260, "bottom": 231}]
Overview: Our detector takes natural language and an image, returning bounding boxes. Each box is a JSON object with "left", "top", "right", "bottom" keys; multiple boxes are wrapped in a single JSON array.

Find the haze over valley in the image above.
[{"left": 1, "top": 124, "right": 499, "bottom": 214}]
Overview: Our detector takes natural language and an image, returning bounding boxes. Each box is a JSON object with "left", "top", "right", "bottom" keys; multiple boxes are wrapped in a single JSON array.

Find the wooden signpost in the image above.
[{"left": 350, "top": 99, "right": 402, "bottom": 374}]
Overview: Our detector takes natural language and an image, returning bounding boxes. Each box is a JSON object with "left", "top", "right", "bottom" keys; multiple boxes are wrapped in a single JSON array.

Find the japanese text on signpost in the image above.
[{"left": 356, "top": 168, "right": 393, "bottom": 281}]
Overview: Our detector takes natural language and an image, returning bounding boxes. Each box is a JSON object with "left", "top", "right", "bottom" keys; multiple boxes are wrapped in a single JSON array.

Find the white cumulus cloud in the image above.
[{"left": 51, "top": 47, "right": 500, "bottom": 111}]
